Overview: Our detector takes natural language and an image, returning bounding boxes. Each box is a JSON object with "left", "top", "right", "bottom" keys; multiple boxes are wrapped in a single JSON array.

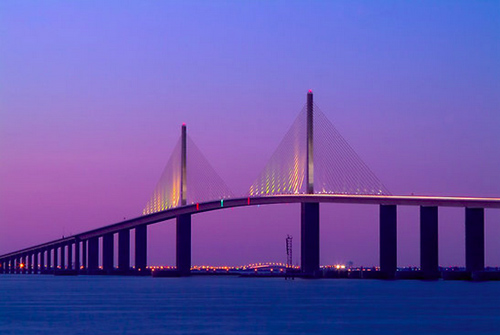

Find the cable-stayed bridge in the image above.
[{"left": 1, "top": 91, "right": 499, "bottom": 279}]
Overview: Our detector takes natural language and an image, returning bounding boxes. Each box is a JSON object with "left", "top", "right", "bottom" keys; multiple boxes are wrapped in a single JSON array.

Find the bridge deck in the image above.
[{"left": 1, "top": 194, "right": 500, "bottom": 258}]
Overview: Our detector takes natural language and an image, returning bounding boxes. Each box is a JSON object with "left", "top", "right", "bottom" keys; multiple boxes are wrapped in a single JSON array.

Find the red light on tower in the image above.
[{"left": 308, "top": 89, "right": 312, "bottom": 93}]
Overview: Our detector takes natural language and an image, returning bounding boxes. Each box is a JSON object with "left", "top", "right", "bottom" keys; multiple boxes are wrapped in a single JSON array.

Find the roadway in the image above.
[{"left": 2, "top": 194, "right": 500, "bottom": 258}]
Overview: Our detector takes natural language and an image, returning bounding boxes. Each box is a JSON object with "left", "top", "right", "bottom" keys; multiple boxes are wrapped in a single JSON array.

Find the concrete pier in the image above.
[
  {"left": 21, "top": 255, "right": 26, "bottom": 274},
  {"left": 67, "top": 243, "right": 73, "bottom": 270},
  {"left": 32, "top": 253, "right": 38, "bottom": 274},
  {"left": 380, "top": 205, "right": 397, "bottom": 278},
  {"left": 54, "top": 247, "right": 59, "bottom": 271},
  {"left": 420, "top": 206, "right": 439, "bottom": 278},
  {"left": 26, "top": 254, "right": 31, "bottom": 274},
  {"left": 88, "top": 237, "right": 99, "bottom": 271},
  {"left": 301, "top": 202, "right": 320, "bottom": 276},
  {"left": 118, "top": 229, "right": 130, "bottom": 272},
  {"left": 60, "top": 244, "right": 66, "bottom": 270},
  {"left": 465, "top": 207, "right": 484, "bottom": 272},
  {"left": 135, "top": 226, "right": 147, "bottom": 272},
  {"left": 74, "top": 240, "right": 80, "bottom": 272},
  {"left": 46, "top": 249, "right": 51, "bottom": 272},
  {"left": 103, "top": 233, "right": 114, "bottom": 272},
  {"left": 82, "top": 240, "right": 87, "bottom": 271},
  {"left": 176, "top": 214, "right": 191, "bottom": 276},
  {"left": 39, "top": 250, "right": 45, "bottom": 273}
]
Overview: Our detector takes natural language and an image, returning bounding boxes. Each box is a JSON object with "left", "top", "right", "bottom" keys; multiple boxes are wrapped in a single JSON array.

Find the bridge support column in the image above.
[
  {"left": 47, "top": 249, "right": 52, "bottom": 272},
  {"left": 135, "top": 226, "right": 147, "bottom": 273},
  {"left": 103, "top": 233, "right": 114, "bottom": 273},
  {"left": 32, "top": 253, "right": 36, "bottom": 274},
  {"left": 67, "top": 243, "right": 73, "bottom": 270},
  {"left": 82, "top": 240, "right": 87, "bottom": 272},
  {"left": 74, "top": 240, "right": 80, "bottom": 273},
  {"left": 380, "top": 205, "right": 397, "bottom": 279},
  {"left": 61, "top": 245, "right": 66, "bottom": 270},
  {"left": 54, "top": 247, "right": 59, "bottom": 271},
  {"left": 21, "top": 255, "right": 26, "bottom": 274},
  {"left": 118, "top": 229, "right": 130, "bottom": 273},
  {"left": 31, "top": 253, "right": 35, "bottom": 274},
  {"left": 88, "top": 237, "right": 99, "bottom": 272},
  {"left": 40, "top": 249, "right": 45, "bottom": 273},
  {"left": 26, "top": 254, "right": 32, "bottom": 274},
  {"left": 301, "top": 202, "right": 320, "bottom": 277},
  {"left": 33, "top": 253, "right": 37, "bottom": 274},
  {"left": 176, "top": 214, "right": 191, "bottom": 276},
  {"left": 32, "top": 253, "right": 38, "bottom": 274},
  {"left": 420, "top": 206, "right": 439, "bottom": 278},
  {"left": 31, "top": 253, "right": 36, "bottom": 274},
  {"left": 466, "top": 208, "right": 484, "bottom": 273}
]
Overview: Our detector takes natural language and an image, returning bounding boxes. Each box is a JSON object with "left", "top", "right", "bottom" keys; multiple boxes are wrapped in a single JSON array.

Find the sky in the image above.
[{"left": 1, "top": 1, "right": 499, "bottom": 267}]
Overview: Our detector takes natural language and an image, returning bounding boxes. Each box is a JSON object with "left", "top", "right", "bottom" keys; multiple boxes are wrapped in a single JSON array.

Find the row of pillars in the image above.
[
  {"left": 0, "top": 217, "right": 192, "bottom": 275},
  {"left": 0, "top": 241, "right": 80, "bottom": 274},
  {"left": 300, "top": 203, "right": 485, "bottom": 277},
  {"left": 0, "top": 205, "right": 484, "bottom": 277},
  {"left": 0, "top": 225, "right": 151, "bottom": 275}
]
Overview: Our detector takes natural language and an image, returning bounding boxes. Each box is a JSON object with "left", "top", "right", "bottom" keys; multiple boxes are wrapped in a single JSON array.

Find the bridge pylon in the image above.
[
  {"left": 301, "top": 90, "right": 320, "bottom": 277},
  {"left": 176, "top": 124, "right": 191, "bottom": 276}
]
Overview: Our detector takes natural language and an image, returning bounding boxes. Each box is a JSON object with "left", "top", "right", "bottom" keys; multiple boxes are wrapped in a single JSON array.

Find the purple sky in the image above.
[{"left": 1, "top": 1, "right": 499, "bottom": 267}]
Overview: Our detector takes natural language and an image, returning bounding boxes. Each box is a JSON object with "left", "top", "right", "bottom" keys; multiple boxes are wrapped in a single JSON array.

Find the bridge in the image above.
[{"left": 1, "top": 91, "right": 499, "bottom": 279}]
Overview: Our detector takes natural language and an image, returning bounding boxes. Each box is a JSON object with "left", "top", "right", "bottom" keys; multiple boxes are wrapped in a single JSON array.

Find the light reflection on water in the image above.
[{"left": 0, "top": 275, "right": 499, "bottom": 334}]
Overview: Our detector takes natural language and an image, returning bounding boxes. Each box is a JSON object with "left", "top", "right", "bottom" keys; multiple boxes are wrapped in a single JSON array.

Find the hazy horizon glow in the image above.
[{"left": 1, "top": 1, "right": 499, "bottom": 267}]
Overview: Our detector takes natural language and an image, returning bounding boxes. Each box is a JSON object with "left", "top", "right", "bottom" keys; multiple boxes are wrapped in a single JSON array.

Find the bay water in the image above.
[{"left": 0, "top": 275, "right": 499, "bottom": 334}]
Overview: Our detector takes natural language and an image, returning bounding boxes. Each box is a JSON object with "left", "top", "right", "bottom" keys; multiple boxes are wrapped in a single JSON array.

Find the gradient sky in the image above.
[{"left": 1, "top": 1, "right": 499, "bottom": 267}]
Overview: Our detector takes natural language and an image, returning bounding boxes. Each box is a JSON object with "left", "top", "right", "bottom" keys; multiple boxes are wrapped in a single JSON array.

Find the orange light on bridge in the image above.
[{"left": 20, "top": 263, "right": 25, "bottom": 268}]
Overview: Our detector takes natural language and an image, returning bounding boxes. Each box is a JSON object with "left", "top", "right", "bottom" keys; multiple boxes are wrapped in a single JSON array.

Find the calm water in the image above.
[{"left": 0, "top": 275, "right": 499, "bottom": 334}]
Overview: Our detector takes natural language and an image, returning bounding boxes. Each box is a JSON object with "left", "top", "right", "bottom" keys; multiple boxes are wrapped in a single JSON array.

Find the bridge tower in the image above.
[
  {"left": 176, "top": 124, "right": 192, "bottom": 276},
  {"left": 301, "top": 90, "right": 320, "bottom": 277}
]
